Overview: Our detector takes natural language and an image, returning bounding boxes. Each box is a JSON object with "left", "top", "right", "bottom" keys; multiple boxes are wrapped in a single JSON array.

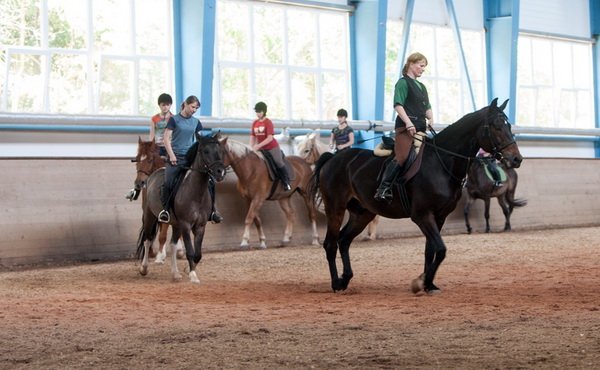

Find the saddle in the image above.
[
  {"left": 260, "top": 150, "right": 296, "bottom": 199},
  {"left": 479, "top": 157, "right": 507, "bottom": 182},
  {"left": 375, "top": 135, "right": 427, "bottom": 184}
]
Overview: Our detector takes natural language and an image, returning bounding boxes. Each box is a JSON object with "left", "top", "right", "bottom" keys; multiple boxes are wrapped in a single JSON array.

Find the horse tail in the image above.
[
  {"left": 135, "top": 219, "right": 159, "bottom": 260},
  {"left": 509, "top": 198, "right": 527, "bottom": 208},
  {"left": 308, "top": 152, "right": 334, "bottom": 206}
]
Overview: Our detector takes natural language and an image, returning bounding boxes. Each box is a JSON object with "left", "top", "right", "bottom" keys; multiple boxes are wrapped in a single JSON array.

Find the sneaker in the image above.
[
  {"left": 283, "top": 183, "right": 292, "bottom": 191},
  {"left": 158, "top": 210, "right": 170, "bottom": 223},
  {"left": 209, "top": 211, "right": 223, "bottom": 224},
  {"left": 494, "top": 181, "right": 503, "bottom": 187}
]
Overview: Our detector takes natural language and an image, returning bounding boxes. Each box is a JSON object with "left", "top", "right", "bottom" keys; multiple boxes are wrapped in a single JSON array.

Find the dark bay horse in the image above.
[
  {"left": 136, "top": 134, "right": 227, "bottom": 283},
  {"left": 463, "top": 158, "right": 527, "bottom": 233},
  {"left": 130, "top": 138, "right": 183, "bottom": 263},
  {"left": 309, "top": 98, "right": 522, "bottom": 294},
  {"left": 220, "top": 136, "right": 319, "bottom": 249}
]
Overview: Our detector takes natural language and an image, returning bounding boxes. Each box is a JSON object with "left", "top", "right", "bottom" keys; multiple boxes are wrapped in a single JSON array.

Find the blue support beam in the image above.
[
  {"left": 591, "top": 0, "right": 600, "bottom": 157},
  {"left": 173, "top": 0, "right": 217, "bottom": 116},
  {"left": 483, "top": 0, "right": 520, "bottom": 123},
  {"left": 349, "top": 0, "right": 388, "bottom": 149}
]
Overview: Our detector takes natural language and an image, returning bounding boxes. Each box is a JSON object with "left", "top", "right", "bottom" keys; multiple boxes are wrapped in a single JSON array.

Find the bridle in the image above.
[{"left": 185, "top": 140, "right": 225, "bottom": 177}]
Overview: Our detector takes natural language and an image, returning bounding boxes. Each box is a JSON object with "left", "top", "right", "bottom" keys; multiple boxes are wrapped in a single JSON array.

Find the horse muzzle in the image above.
[
  {"left": 503, "top": 154, "right": 523, "bottom": 169},
  {"left": 212, "top": 166, "right": 227, "bottom": 182}
]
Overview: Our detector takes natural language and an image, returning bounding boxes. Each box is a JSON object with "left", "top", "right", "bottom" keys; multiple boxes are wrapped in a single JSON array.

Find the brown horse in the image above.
[
  {"left": 130, "top": 137, "right": 183, "bottom": 263},
  {"left": 294, "top": 130, "right": 379, "bottom": 240},
  {"left": 136, "top": 134, "right": 227, "bottom": 283},
  {"left": 463, "top": 157, "right": 527, "bottom": 233},
  {"left": 309, "top": 98, "right": 522, "bottom": 294},
  {"left": 221, "top": 136, "right": 319, "bottom": 249}
]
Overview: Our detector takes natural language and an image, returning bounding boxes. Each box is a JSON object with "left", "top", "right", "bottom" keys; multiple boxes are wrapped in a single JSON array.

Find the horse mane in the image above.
[{"left": 225, "top": 139, "right": 262, "bottom": 160}]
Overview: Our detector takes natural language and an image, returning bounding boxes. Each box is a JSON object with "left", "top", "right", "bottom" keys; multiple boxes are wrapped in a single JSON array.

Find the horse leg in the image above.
[
  {"left": 483, "top": 198, "right": 491, "bottom": 233},
  {"left": 188, "top": 226, "right": 206, "bottom": 284},
  {"left": 366, "top": 216, "right": 379, "bottom": 241},
  {"left": 277, "top": 198, "right": 295, "bottom": 246},
  {"left": 299, "top": 189, "right": 320, "bottom": 245},
  {"left": 463, "top": 195, "right": 475, "bottom": 234},
  {"left": 137, "top": 211, "right": 158, "bottom": 276},
  {"left": 154, "top": 223, "right": 168, "bottom": 264},
  {"left": 241, "top": 198, "right": 266, "bottom": 249},
  {"left": 169, "top": 228, "right": 183, "bottom": 281},
  {"left": 179, "top": 225, "right": 200, "bottom": 284},
  {"left": 323, "top": 208, "right": 347, "bottom": 292},
  {"left": 497, "top": 195, "right": 512, "bottom": 231},
  {"left": 336, "top": 211, "right": 377, "bottom": 290},
  {"left": 414, "top": 215, "right": 447, "bottom": 294}
]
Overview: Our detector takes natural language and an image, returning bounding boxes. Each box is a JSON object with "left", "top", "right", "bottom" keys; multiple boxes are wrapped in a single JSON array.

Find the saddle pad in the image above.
[
  {"left": 483, "top": 162, "right": 507, "bottom": 182},
  {"left": 261, "top": 151, "right": 295, "bottom": 182}
]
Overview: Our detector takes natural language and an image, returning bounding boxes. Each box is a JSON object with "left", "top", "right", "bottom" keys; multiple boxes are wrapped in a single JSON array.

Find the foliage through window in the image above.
[
  {"left": 215, "top": 0, "right": 350, "bottom": 120},
  {"left": 0, "top": 0, "right": 173, "bottom": 115}
]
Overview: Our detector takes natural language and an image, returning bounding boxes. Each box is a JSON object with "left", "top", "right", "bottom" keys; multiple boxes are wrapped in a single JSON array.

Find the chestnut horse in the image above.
[
  {"left": 220, "top": 136, "right": 319, "bottom": 249},
  {"left": 463, "top": 157, "right": 527, "bottom": 233},
  {"left": 130, "top": 138, "right": 182, "bottom": 263},
  {"left": 309, "top": 99, "right": 522, "bottom": 294},
  {"left": 136, "top": 134, "right": 227, "bottom": 283},
  {"left": 294, "top": 129, "right": 380, "bottom": 240}
]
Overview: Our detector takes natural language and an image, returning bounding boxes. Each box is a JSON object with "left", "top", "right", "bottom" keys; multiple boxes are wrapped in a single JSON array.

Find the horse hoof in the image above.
[
  {"left": 172, "top": 273, "right": 183, "bottom": 281},
  {"left": 258, "top": 242, "right": 267, "bottom": 249},
  {"left": 311, "top": 238, "right": 320, "bottom": 246},
  {"left": 240, "top": 241, "right": 250, "bottom": 249},
  {"left": 189, "top": 272, "right": 200, "bottom": 284},
  {"left": 426, "top": 288, "right": 442, "bottom": 295},
  {"left": 139, "top": 266, "right": 148, "bottom": 276},
  {"left": 410, "top": 277, "right": 424, "bottom": 294}
]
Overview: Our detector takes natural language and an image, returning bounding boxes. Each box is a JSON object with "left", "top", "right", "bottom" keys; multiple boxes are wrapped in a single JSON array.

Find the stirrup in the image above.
[
  {"left": 209, "top": 211, "right": 223, "bottom": 224},
  {"left": 125, "top": 189, "right": 137, "bottom": 201},
  {"left": 158, "top": 210, "right": 170, "bottom": 223},
  {"left": 374, "top": 187, "right": 393, "bottom": 202}
]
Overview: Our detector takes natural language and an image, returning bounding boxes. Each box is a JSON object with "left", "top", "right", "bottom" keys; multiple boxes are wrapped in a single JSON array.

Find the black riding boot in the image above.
[
  {"left": 208, "top": 177, "right": 223, "bottom": 224},
  {"left": 279, "top": 166, "right": 292, "bottom": 191},
  {"left": 158, "top": 184, "right": 171, "bottom": 223},
  {"left": 374, "top": 160, "right": 403, "bottom": 202},
  {"left": 488, "top": 161, "right": 503, "bottom": 187}
]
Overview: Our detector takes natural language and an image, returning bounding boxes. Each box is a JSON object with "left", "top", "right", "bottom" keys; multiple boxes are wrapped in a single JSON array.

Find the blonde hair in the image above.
[{"left": 402, "top": 52, "right": 428, "bottom": 75}]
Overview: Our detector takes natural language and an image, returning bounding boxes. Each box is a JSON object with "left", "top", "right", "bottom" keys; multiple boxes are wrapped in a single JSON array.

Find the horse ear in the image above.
[
  {"left": 490, "top": 97, "right": 498, "bottom": 107},
  {"left": 499, "top": 99, "right": 509, "bottom": 111},
  {"left": 314, "top": 128, "right": 321, "bottom": 138},
  {"left": 138, "top": 136, "right": 143, "bottom": 144},
  {"left": 195, "top": 131, "right": 202, "bottom": 141}
]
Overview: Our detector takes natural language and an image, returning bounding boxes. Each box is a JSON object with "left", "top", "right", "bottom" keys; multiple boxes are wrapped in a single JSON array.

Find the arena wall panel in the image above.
[{"left": 0, "top": 157, "right": 598, "bottom": 267}]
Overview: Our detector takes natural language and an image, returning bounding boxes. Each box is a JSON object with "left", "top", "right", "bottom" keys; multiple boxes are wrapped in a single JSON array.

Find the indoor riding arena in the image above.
[{"left": 1, "top": 1, "right": 599, "bottom": 369}]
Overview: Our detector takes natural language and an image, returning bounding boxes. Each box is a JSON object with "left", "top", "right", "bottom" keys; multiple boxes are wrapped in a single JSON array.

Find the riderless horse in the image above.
[
  {"left": 463, "top": 157, "right": 527, "bottom": 233},
  {"left": 309, "top": 99, "right": 522, "bottom": 294},
  {"left": 220, "top": 136, "right": 319, "bottom": 249},
  {"left": 136, "top": 134, "right": 227, "bottom": 283}
]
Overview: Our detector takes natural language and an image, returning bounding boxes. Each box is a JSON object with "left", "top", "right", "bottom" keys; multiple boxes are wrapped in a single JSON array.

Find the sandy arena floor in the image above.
[{"left": 0, "top": 226, "right": 599, "bottom": 369}]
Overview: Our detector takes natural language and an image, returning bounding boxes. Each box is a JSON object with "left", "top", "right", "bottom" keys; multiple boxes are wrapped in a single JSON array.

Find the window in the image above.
[
  {"left": 0, "top": 0, "right": 173, "bottom": 115},
  {"left": 385, "top": 22, "right": 487, "bottom": 124},
  {"left": 215, "top": 0, "right": 351, "bottom": 120},
  {"left": 516, "top": 35, "right": 594, "bottom": 129}
]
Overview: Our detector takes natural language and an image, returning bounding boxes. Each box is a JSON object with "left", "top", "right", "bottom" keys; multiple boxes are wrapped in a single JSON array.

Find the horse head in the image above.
[
  {"left": 133, "top": 136, "right": 164, "bottom": 190},
  {"left": 294, "top": 129, "right": 326, "bottom": 165},
  {"left": 192, "top": 133, "right": 227, "bottom": 182},
  {"left": 476, "top": 98, "right": 522, "bottom": 169}
]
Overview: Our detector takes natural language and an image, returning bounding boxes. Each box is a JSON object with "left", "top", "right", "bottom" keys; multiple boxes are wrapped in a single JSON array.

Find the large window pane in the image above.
[
  {"left": 220, "top": 67, "right": 249, "bottom": 118},
  {"left": 217, "top": 1, "right": 249, "bottom": 62},
  {"left": 49, "top": 53, "right": 87, "bottom": 113},
  {"left": 254, "top": 5, "right": 283, "bottom": 65},
  {"left": 99, "top": 59, "right": 132, "bottom": 114},
  {"left": 322, "top": 72, "right": 347, "bottom": 119},
  {"left": 93, "top": 0, "right": 132, "bottom": 53},
  {"left": 531, "top": 39, "right": 553, "bottom": 85},
  {"left": 288, "top": 9, "right": 316, "bottom": 67},
  {"left": 255, "top": 67, "right": 285, "bottom": 118},
  {"left": 139, "top": 59, "right": 169, "bottom": 115},
  {"left": 0, "top": 0, "right": 41, "bottom": 47},
  {"left": 48, "top": 0, "right": 87, "bottom": 49},
  {"left": 134, "top": 0, "right": 170, "bottom": 55},
  {"left": 290, "top": 72, "right": 317, "bottom": 119},
  {"left": 7, "top": 53, "right": 44, "bottom": 112},
  {"left": 320, "top": 13, "right": 346, "bottom": 69}
]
